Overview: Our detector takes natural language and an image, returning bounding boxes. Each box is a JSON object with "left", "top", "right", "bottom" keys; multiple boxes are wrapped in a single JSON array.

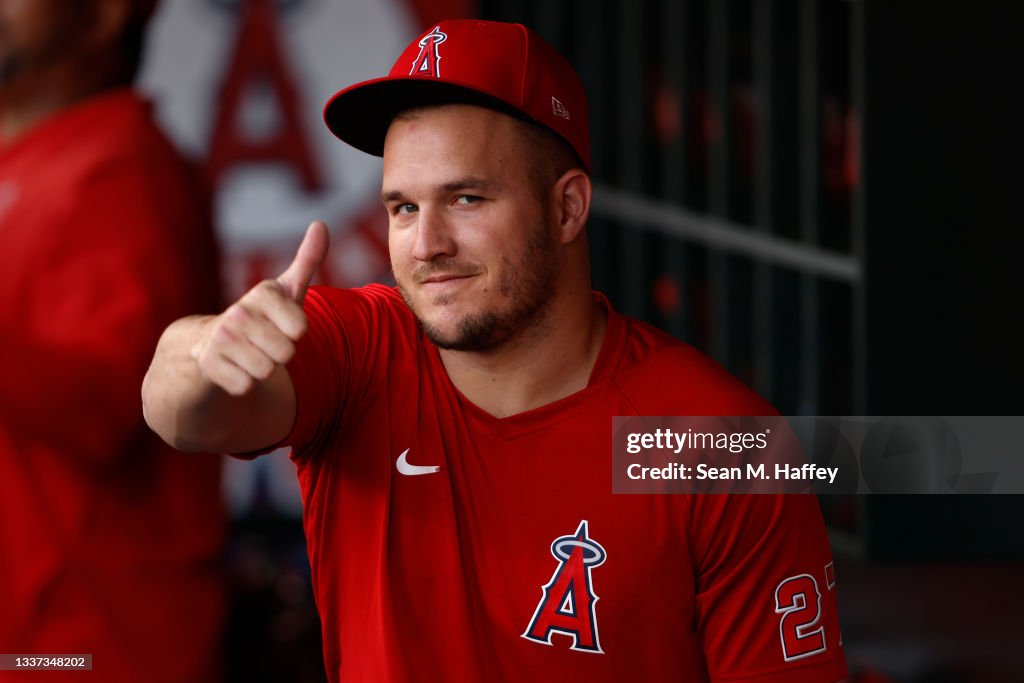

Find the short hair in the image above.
[
  {"left": 513, "top": 118, "right": 585, "bottom": 203},
  {"left": 392, "top": 104, "right": 585, "bottom": 203}
]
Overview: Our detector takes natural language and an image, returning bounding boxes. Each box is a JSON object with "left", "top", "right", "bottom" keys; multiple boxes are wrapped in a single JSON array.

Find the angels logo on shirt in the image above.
[{"left": 522, "top": 519, "right": 607, "bottom": 654}]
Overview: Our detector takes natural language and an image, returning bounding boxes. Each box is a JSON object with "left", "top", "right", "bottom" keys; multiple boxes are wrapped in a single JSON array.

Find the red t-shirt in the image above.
[
  {"left": 279, "top": 284, "right": 847, "bottom": 682},
  {"left": 0, "top": 90, "right": 224, "bottom": 682}
]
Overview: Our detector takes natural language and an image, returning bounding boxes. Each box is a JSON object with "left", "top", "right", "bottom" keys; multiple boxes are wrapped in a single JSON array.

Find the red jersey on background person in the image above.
[
  {"left": 0, "top": 1, "right": 224, "bottom": 681},
  {"left": 143, "top": 19, "right": 847, "bottom": 682}
]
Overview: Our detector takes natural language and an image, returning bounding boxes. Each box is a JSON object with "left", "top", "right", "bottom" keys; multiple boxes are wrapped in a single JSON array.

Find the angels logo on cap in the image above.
[
  {"left": 323, "top": 19, "right": 591, "bottom": 171},
  {"left": 410, "top": 26, "right": 447, "bottom": 78}
]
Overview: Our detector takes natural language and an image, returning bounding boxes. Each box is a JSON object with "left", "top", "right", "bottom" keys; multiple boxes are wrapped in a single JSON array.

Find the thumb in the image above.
[{"left": 277, "top": 220, "right": 330, "bottom": 302}]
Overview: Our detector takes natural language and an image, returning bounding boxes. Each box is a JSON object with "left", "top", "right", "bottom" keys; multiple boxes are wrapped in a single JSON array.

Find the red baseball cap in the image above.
[{"left": 323, "top": 19, "right": 590, "bottom": 170}]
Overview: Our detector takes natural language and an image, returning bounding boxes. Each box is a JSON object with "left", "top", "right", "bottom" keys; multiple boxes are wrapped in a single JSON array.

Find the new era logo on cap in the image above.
[
  {"left": 323, "top": 19, "right": 591, "bottom": 170},
  {"left": 551, "top": 97, "right": 571, "bottom": 120}
]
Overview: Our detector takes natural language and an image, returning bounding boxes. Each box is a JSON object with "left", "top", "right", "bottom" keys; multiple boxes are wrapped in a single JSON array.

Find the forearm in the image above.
[{"left": 142, "top": 315, "right": 293, "bottom": 454}]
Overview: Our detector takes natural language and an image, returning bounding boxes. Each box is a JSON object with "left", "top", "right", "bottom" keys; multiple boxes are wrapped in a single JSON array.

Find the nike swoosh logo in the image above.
[{"left": 396, "top": 448, "right": 441, "bottom": 476}]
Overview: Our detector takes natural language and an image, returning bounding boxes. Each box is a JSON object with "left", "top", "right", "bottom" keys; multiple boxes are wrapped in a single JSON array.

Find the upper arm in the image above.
[
  {"left": 690, "top": 493, "right": 848, "bottom": 682},
  {"left": 264, "top": 285, "right": 401, "bottom": 463},
  {"left": 218, "top": 363, "right": 298, "bottom": 457},
  {"left": 226, "top": 286, "right": 371, "bottom": 459},
  {"left": 224, "top": 284, "right": 405, "bottom": 461}
]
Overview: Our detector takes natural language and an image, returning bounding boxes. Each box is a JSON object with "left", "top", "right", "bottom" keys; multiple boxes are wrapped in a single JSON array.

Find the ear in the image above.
[{"left": 551, "top": 168, "right": 592, "bottom": 245}]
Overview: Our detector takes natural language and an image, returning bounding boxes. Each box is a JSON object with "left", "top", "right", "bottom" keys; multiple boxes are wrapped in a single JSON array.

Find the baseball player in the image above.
[
  {"left": 144, "top": 19, "right": 846, "bottom": 682},
  {"left": 0, "top": 1, "right": 224, "bottom": 681}
]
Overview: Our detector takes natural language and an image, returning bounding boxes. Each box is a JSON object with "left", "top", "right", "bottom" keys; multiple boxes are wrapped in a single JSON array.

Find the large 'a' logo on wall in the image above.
[{"left": 205, "top": 0, "right": 324, "bottom": 192}]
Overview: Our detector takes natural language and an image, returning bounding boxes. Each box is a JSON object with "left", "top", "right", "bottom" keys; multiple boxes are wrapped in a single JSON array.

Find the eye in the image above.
[
  {"left": 395, "top": 203, "right": 417, "bottom": 216},
  {"left": 454, "top": 195, "right": 481, "bottom": 206}
]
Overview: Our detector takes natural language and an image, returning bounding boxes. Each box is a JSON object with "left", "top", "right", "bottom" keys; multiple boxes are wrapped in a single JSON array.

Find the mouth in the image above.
[
  {"left": 419, "top": 273, "right": 477, "bottom": 293},
  {"left": 420, "top": 273, "right": 475, "bottom": 284},
  {"left": 412, "top": 271, "right": 480, "bottom": 303}
]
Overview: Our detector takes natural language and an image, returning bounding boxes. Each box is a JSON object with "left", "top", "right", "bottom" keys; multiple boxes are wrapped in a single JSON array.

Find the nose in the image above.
[{"left": 412, "top": 206, "right": 457, "bottom": 262}]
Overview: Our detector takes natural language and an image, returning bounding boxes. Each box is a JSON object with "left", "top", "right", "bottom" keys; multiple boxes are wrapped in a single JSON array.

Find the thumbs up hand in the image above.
[
  {"left": 276, "top": 220, "right": 330, "bottom": 303},
  {"left": 191, "top": 221, "right": 330, "bottom": 396}
]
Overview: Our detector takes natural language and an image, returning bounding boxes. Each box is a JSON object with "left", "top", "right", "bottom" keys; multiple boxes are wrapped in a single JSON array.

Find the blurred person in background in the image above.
[{"left": 0, "top": 0, "right": 224, "bottom": 680}]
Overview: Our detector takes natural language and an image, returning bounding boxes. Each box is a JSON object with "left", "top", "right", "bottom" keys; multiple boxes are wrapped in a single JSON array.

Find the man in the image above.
[
  {"left": 0, "top": 1, "right": 224, "bottom": 680},
  {"left": 143, "top": 19, "right": 846, "bottom": 682}
]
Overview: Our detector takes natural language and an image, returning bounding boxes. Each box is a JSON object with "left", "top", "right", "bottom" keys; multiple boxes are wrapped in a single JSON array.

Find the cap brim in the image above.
[{"left": 323, "top": 78, "right": 535, "bottom": 158}]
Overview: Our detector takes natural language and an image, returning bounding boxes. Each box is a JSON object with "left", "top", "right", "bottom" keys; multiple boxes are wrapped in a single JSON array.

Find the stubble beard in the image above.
[{"left": 396, "top": 217, "right": 559, "bottom": 353}]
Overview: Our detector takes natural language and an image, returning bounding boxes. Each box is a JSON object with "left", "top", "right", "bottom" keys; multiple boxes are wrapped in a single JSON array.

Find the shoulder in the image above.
[
  {"left": 23, "top": 91, "right": 206, "bottom": 235},
  {"left": 285, "top": 285, "right": 418, "bottom": 437},
  {"left": 306, "top": 283, "right": 408, "bottom": 320},
  {"left": 5, "top": 91, "right": 196, "bottom": 213},
  {"left": 54, "top": 91, "right": 178, "bottom": 171},
  {"left": 23, "top": 92, "right": 199, "bottom": 221},
  {"left": 610, "top": 315, "right": 777, "bottom": 416},
  {"left": 303, "top": 284, "right": 415, "bottom": 343}
]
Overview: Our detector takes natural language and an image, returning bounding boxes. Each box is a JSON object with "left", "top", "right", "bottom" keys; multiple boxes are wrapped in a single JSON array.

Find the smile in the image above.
[{"left": 420, "top": 274, "right": 476, "bottom": 293}]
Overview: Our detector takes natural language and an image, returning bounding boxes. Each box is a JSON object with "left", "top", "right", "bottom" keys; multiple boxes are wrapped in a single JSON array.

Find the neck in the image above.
[
  {"left": 0, "top": 65, "right": 122, "bottom": 142},
  {"left": 438, "top": 289, "right": 608, "bottom": 418}
]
